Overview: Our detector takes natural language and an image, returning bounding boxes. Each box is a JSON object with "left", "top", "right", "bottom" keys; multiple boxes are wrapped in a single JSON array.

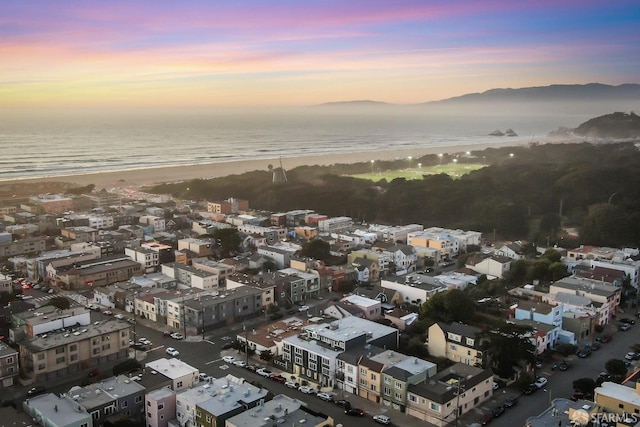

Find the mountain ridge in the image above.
[{"left": 318, "top": 83, "right": 640, "bottom": 107}]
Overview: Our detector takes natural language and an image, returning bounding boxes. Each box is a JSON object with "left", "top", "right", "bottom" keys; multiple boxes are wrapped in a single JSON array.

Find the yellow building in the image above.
[
  {"left": 595, "top": 379, "right": 640, "bottom": 420},
  {"left": 427, "top": 322, "right": 485, "bottom": 367}
]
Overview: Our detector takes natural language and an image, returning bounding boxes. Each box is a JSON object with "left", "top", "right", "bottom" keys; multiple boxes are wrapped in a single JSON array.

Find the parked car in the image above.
[
  {"left": 269, "top": 312, "right": 283, "bottom": 320},
  {"left": 298, "top": 385, "right": 315, "bottom": 394},
  {"left": 256, "top": 368, "right": 273, "bottom": 377},
  {"left": 270, "top": 374, "right": 286, "bottom": 383},
  {"left": 244, "top": 364, "right": 257, "bottom": 372},
  {"left": 491, "top": 406, "right": 505, "bottom": 418},
  {"left": 625, "top": 352, "right": 636, "bottom": 361},
  {"left": 114, "top": 314, "right": 125, "bottom": 320},
  {"left": 27, "top": 386, "right": 47, "bottom": 397},
  {"left": 523, "top": 384, "right": 538, "bottom": 395},
  {"left": 138, "top": 338, "right": 151, "bottom": 346},
  {"left": 199, "top": 373, "right": 211, "bottom": 382},
  {"left": 619, "top": 322, "right": 631, "bottom": 331},
  {"left": 317, "top": 392, "right": 334, "bottom": 402},
  {"left": 102, "top": 310, "right": 113, "bottom": 316},
  {"left": 591, "top": 342, "right": 601, "bottom": 351},
  {"left": 345, "top": 408, "right": 365, "bottom": 416},
  {"left": 558, "top": 361, "right": 569, "bottom": 371},
  {"left": 222, "top": 356, "right": 236, "bottom": 364},
  {"left": 166, "top": 347, "right": 179, "bottom": 357},
  {"left": 170, "top": 332, "right": 184, "bottom": 340},
  {"left": 373, "top": 414, "right": 391, "bottom": 425},
  {"left": 534, "top": 376, "right": 548, "bottom": 389},
  {"left": 285, "top": 381, "right": 299, "bottom": 389},
  {"left": 577, "top": 348, "right": 591, "bottom": 358},
  {"left": 298, "top": 305, "right": 310, "bottom": 312},
  {"left": 601, "top": 334, "right": 612, "bottom": 343},
  {"left": 233, "top": 360, "right": 247, "bottom": 368},
  {"left": 480, "top": 412, "right": 494, "bottom": 425},
  {"left": 621, "top": 317, "right": 636, "bottom": 324},
  {"left": 334, "top": 399, "right": 351, "bottom": 409},
  {"left": 503, "top": 397, "right": 518, "bottom": 408}
]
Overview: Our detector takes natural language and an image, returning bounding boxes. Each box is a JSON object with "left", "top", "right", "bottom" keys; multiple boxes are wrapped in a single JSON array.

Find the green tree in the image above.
[
  {"left": 516, "top": 372, "right": 534, "bottom": 391},
  {"left": 47, "top": 296, "right": 71, "bottom": 310},
  {"left": 605, "top": 359, "right": 628, "bottom": 382},
  {"left": 555, "top": 343, "right": 578, "bottom": 356},
  {"left": 113, "top": 359, "right": 141, "bottom": 376},
  {"left": 542, "top": 248, "right": 562, "bottom": 263},
  {"left": 420, "top": 289, "right": 475, "bottom": 323},
  {"left": 298, "top": 239, "right": 331, "bottom": 261},
  {"left": 482, "top": 322, "right": 536, "bottom": 378},
  {"left": 262, "top": 260, "right": 276, "bottom": 272},
  {"left": 260, "top": 349, "right": 274, "bottom": 362},
  {"left": 213, "top": 228, "right": 241, "bottom": 257},
  {"left": 572, "top": 378, "right": 596, "bottom": 395}
]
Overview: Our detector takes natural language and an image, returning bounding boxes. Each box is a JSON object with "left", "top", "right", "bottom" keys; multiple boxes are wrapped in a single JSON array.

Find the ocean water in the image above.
[{"left": 0, "top": 109, "right": 593, "bottom": 181}]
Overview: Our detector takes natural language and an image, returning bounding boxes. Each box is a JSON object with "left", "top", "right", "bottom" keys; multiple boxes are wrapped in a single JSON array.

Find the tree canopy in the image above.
[
  {"left": 482, "top": 322, "right": 536, "bottom": 378},
  {"left": 419, "top": 289, "right": 475, "bottom": 324}
]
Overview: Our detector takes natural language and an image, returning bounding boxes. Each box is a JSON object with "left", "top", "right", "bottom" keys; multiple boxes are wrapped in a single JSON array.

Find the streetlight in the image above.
[
  {"left": 438, "top": 153, "right": 443, "bottom": 165},
  {"left": 370, "top": 159, "right": 375, "bottom": 174}
]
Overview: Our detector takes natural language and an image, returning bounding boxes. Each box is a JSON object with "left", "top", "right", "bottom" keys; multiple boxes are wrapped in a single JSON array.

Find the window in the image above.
[
  {"left": 37, "top": 354, "right": 45, "bottom": 360},
  {"left": 6, "top": 357, "right": 14, "bottom": 364},
  {"left": 55, "top": 347, "right": 65, "bottom": 354},
  {"left": 158, "top": 403, "right": 164, "bottom": 410},
  {"left": 360, "top": 368, "right": 367, "bottom": 375},
  {"left": 122, "top": 401, "right": 128, "bottom": 408},
  {"left": 384, "top": 377, "right": 391, "bottom": 385},
  {"left": 56, "top": 356, "right": 65, "bottom": 364},
  {"left": 206, "top": 415, "right": 212, "bottom": 422},
  {"left": 430, "top": 402, "right": 441, "bottom": 411},
  {"left": 360, "top": 378, "right": 367, "bottom": 386},
  {"left": 135, "top": 396, "right": 143, "bottom": 403},
  {"left": 371, "top": 373, "right": 377, "bottom": 380},
  {"left": 395, "top": 381, "right": 403, "bottom": 389},
  {"left": 177, "top": 381, "right": 183, "bottom": 388},
  {"left": 409, "top": 395, "right": 417, "bottom": 403}
]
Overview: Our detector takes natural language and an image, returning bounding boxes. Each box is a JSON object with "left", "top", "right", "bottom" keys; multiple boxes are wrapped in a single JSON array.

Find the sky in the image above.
[{"left": 1, "top": 0, "right": 639, "bottom": 108}]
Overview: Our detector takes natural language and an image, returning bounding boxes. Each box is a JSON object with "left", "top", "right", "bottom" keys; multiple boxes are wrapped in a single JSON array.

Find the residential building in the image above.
[
  {"left": 257, "top": 246, "right": 291, "bottom": 270},
  {"left": 125, "top": 246, "right": 160, "bottom": 273},
  {"left": 191, "top": 258, "right": 235, "bottom": 286},
  {"left": 145, "top": 358, "right": 199, "bottom": 392},
  {"left": 207, "top": 198, "right": 249, "bottom": 214},
  {"left": 0, "top": 236, "right": 48, "bottom": 260},
  {"left": 65, "top": 375, "right": 145, "bottom": 426},
  {"left": 369, "top": 224, "right": 424, "bottom": 243},
  {"left": 145, "top": 388, "right": 176, "bottom": 427},
  {"left": 464, "top": 254, "right": 511, "bottom": 278},
  {"left": 318, "top": 216, "right": 353, "bottom": 232},
  {"left": 225, "top": 394, "right": 333, "bottom": 427},
  {"left": 177, "top": 238, "right": 214, "bottom": 257},
  {"left": 550, "top": 276, "right": 621, "bottom": 324},
  {"left": 24, "top": 393, "right": 93, "bottom": 427},
  {"left": 194, "top": 375, "right": 269, "bottom": 427},
  {"left": 18, "top": 319, "right": 131, "bottom": 382},
  {"left": 405, "top": 363, "right": 494, "bottom": 426},
  {"left": 29, "top": 194, "right": 74, "bottom": 214},
  {"left": 595, "top": 380, "right": 640, "bottom": 419},
  {"left": 496, "top": 241, "right": 528, "bottom": 260},
  {"left": 226, "top": 274, "right": 275, "bottom": 309},
  {"left": 348, "top": 248, "right": 391, "bottom": 275},
  {"left": 427, "top": 322, "right": 485, "bottom": 367},
  {"left": 0, "top": 342, "right": 19, "bottom": 388},
  {"left": 282, "top": 317, "right": 398, "bottom": 388},
  {"left": 161, "top": 263, "right": 221, "bottom": 291},
  {"left": 381, "top": 277, "right": 448, "bottom": 306},
  {"left": 340, "top": 294, "right": 382, "bottom": 320},
  {"left": 352, "top": 257, "right": 379, "bottom": 283},
  {"left": 81, "top": 190, "right": 121, "bottom": 209},
  {"left": 383, "top": 244, "right": 418, "bottom": 275},
  {"left": 55, "top": 257, "right": 142, "bottom": 290},
  {"left": 371, "top": 350, "right": 437, "bottom": 411}
]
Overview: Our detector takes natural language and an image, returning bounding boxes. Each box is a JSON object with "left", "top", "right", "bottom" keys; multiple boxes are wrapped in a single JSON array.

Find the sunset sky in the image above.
[{"left": 2, "top": 0, "right": 639, "bottom": 108}]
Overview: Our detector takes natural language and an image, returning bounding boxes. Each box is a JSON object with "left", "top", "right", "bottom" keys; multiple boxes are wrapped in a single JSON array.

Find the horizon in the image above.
[{"left": 2, "top": 1, "right": 639, "bottom": 109}]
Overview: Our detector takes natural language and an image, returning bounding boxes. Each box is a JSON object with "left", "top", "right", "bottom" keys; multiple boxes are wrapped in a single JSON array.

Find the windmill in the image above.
[{"left": 271, "top": 157, "right": 288, "bottom": 183}]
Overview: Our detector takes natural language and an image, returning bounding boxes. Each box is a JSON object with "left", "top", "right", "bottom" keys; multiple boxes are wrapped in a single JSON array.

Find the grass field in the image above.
[{"left": 351, "top": 162, "right": 487, "bottom": 182}]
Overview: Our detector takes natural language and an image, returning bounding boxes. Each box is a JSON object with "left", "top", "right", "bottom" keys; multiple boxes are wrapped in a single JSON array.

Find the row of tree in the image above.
[{"left": 149, "top": 141, "right": 640, "bottom": 246}]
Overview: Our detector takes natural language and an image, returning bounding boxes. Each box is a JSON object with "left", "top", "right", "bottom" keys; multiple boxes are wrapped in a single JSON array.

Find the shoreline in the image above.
[{"left": 1, "top": 139, "right": 545, "bottom": 190}]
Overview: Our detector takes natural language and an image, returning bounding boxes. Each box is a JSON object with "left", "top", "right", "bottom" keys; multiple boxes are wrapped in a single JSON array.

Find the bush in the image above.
[{"left": 555, "top": 343, "right": 578, "bottom": 357}]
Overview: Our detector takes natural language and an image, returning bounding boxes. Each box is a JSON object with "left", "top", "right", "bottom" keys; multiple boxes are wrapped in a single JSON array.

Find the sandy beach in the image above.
[{"left": 1, "top": 140, "right": 536, "bottom": 190}]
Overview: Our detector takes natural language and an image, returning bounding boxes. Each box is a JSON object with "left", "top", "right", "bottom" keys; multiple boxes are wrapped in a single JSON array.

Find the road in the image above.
[{"left": 461, "top": 324, "right": 639, "bottom": 427}]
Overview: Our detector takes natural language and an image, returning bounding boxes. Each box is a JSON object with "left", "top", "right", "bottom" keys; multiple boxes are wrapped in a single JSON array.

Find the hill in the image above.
[
  {"left": 424, "top": 83, "right": 640, "bottom": 105},
  {"left": 573, "top": 111, "right": 640, "bottom": 138}
]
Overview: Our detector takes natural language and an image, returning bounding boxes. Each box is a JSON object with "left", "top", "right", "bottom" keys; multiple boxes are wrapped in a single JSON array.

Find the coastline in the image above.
[{"left": 1, "top": 139, "right": 539, "bottom": 190}]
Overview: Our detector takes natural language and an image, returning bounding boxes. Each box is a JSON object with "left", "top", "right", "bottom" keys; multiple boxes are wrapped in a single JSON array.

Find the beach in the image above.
[{"left": 1, "top": 140, "right": 536, "bottom": 191}]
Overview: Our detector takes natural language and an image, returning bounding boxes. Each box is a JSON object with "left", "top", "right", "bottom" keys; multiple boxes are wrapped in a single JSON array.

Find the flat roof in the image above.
[
  {"left": 25, "top": 393, "right": 90, "bottom": 425},
  {"left": 196, "top": 375, "right": 268, "bottom": 416},
  {"left": 22, "top": 319, "right": 130, "bottom": 352},
  {"left": 145, "top": 357, "right": 199, "bottom": 380}
]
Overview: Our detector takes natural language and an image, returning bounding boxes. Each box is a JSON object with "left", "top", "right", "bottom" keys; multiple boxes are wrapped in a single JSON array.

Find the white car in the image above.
[
  {"left": 170, "top": 332, "right": 184, "bottom": 340},
  {"left": 534, "top": 376, "right": 548, "bottom": 389},
  {"left": 298, "top": 385, "right": 315, "bottom": 394},
  {"left": 256, "top": 368, "right": 273, "bottom": 377},
  {"left": 317, "top": 392, "right": 334, "bottom": 402},
  {"left": 222, "top": 356, "right": 236, "bottom": 364},
  {"left": 285, "top": 380, "right": 299, "bottom": 389},
  {"left": 138, "top": 338, "right": 151, "bottom": 346},
  {"left": 166, "top": 347, "right": 179, "bottom": 357},
  {"left": 373, "top": 415, "right": 392, "bottom": 425},
  {"left": 233, "top": 360, "right": 247, "bottom": 368},
  {"left": 114, "top": 314, "right": 125, "bottom": 320},
  {"left": 199, "top": 373, "right": 211, "bottom": 381},
  {"left": 298, "top": 305, "right": 310, "bottom": 312}
]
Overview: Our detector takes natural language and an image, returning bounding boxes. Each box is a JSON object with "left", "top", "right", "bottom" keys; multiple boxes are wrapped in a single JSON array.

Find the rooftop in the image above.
[
  {"left": 21, "top": 319, "right": 130, "bottom": 352},
  {"left": 195, "top": 375, "right": 268, "bottom": 416},
  {"left": 145, "top": 357, "right": 199, "bottom": 380},
  {"left": 225, "top": 394, "right": 329, "bottom": 427}
]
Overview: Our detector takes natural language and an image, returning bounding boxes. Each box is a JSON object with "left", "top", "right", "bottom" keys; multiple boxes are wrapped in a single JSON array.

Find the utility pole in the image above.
[{"left": 243, "top": 324, "right": 249, "bottom": 365}]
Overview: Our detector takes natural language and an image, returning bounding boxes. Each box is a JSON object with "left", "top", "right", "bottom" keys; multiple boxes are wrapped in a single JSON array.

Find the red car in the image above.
[{"left": 269, "top": 374, "right": 287, "bottom": 383}]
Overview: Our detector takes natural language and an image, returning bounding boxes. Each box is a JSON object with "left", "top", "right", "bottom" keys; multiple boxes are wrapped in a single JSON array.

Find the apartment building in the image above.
[
  {"left": 29, "top": 194, "right": 74, "bottom": 214},
  {"left": 145, "top": 388, "right": 176, "bottom": 427},
  {"left": 282, "top": 318, "right": 398, "bottom": 388},
  {"left": 0, "top": 342, "right": 19, "bottom": 388},
  {"left": 161, "top": 263, "right": 221, "bottom": 291},
  {"left": 225, "top": 394, "right": 333, "bottom": 427},
  {"left": 207, "top": 198, "right": 249, "bottom": 214},
  {"left": 24, "top": 393, "right": 93, "bottom": 427},
  {"left": 177, "top": 238, "right": 214, "bottom": 257},
  {"left": 406, "top": 363, "right": 494, "bottom": 427},
  {"left": 193, "top": 375, "right": 268, "bottom": 427},
  {"left": 192, "top": 258, "right": 235, "bottom": 286},
  {"left": 64, "top": 375, "right": 145, "bottom": 426},
  {"left": 550, "top": 276, "right": 621, "bottom": 324},
  {"left": 125, "top": 246, "right": 160, "bottom": 273},
  {"left": 427, "top": 322, "right": 485, "bottom": 367},
  {"left": 144, "top": 358, "right": 199, "bottom": 392},
  {"left": 18, "top": 319, "right": 131, "bottom": 382}
]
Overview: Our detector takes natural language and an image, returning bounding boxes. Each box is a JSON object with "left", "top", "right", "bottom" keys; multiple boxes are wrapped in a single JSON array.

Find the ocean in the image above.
[{"left": 0, "top": 109, "right": 597, "bottom": 181}]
